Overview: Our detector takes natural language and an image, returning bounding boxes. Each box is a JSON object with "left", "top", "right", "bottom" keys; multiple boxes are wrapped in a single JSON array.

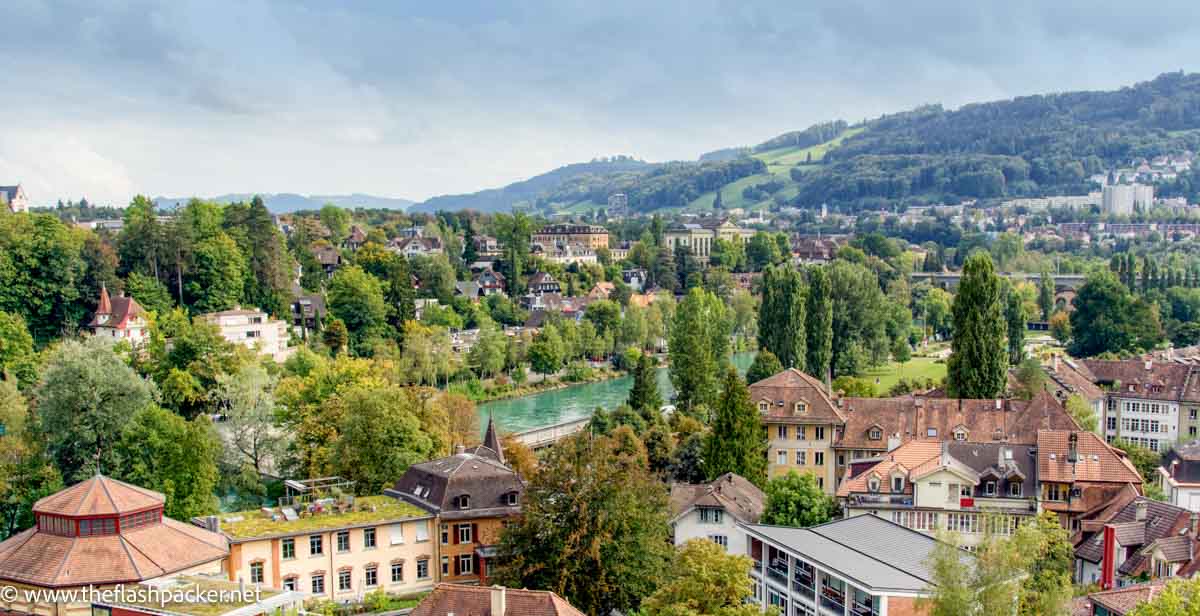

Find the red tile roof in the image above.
[
  {"left": 1037, "top": 431, "right": 1143, "bottom": 485},
  {"left": 410, "top": 583, "right": 585, "bottom": 616},
  {"left": 34, "top": 476, "right": 163, "bottom": 516},
  {"left": 1087, "top": 580, "right": 1168, "bottom": 615},
  {"left": 669, "top": 473, "right": 766, "bottom": 523},
  {"left": 750, "top": 368, "right": 845, "bottom": 424}
]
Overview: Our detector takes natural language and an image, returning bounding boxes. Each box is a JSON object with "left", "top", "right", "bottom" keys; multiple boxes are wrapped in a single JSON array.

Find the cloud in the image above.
[{"left": 0, "top": 0, "right": 1198, "bottom": 205}]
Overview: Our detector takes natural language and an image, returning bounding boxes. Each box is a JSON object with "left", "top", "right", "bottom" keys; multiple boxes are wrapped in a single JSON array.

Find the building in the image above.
[
  {"left": 1073, "top": 495, "right": 1200, "bottom": 587},
  {"left": 527, "top": 271, "right": 561, "bottom": 295},
  {"left": 838, "top": 440, "right": 1039, "bottom": 546},
  {"left": 343, "top": 225, "right": 367, "bottom": 251},
  {"left": 533, "top": 243, "right": 598, "bottom": 266},
  {"left": 621, "top": 268, "right": 649, "bottom": 291},
  {"left": 531, "top": 223, "right": 609, "bottom": 251},
  {"left": 791, "top": 236, "right": 843, "bottom": 264},
  {"left": 386, "top": 419, "right": 524, "bottom": 586},
  {"left": 669, "top": 473, "right": 765, "bottom": 556},
  {"left": 1102, "top": 184, "right": 1153, "bottom": 216},
  {"left": 664, "top": 219, "right": 753, "bottom": 258},
  {"left": 200, "top": 488, "right": 436, "bottom": 600},
  {"left": 390, "top": 236, "right": 445, "bottom": 257},
  {"left": 1075, "top": 580, "right": 1168, "bottom": 616},
  {"left": 290, "top": 292, "right": 326, "bottom": 338},
  {"left": 1038, "top": 431, "right": 1144, "bottom": 533},
  {"left": 411, "top": 583, "right": 585, "bottom": 616},
  {"left": 1157, "top": 440, "right": 1200, "bottom": 511},
  {"left": 751, "top": 369, "right": 845, "bottom": 492},
  {"left": 88, "top": 284, "right": 149, "bottom": 344},
  {"left": 201, "top": 307, "right": 294, "bottom": 363},
  {"left": 1085, "top": 359, "right": 1199, "bottom": 449},
  {"left": 0, "top": 184, "right": 29, "bottom": 213},
  {"left": 0, "top": 476, "right": 229, "bottom": 616},
  {"left": 743, "top": 514, "right": 972, "bottom": 615},
  {"left": 471, "top": 234, "right": 502, "bottom": 258},
  {"left": 474, "top": 268, "right": 506, "bottom": 296},
  {"left": 313, "top": 245, "right": 343, "bottom": 278},
  {"left": 90, "top": 575, "right": 307, "bottom": 616},
  {"left": 1042, "top": 356, "right": 1106, "bottom": 431}
]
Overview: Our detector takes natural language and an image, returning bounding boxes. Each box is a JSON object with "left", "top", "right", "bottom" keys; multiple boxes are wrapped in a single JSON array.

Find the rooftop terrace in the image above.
[{"left": 216, "top": 496, "right": 429, "bottom": 541}]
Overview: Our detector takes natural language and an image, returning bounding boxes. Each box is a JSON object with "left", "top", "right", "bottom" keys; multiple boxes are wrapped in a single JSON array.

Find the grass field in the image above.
[
  {"left": 753, "top": 126, "right": 865, "bottom": 172},
  {"left": 856, "top": 355, "right": 947, "bottom": 395}
]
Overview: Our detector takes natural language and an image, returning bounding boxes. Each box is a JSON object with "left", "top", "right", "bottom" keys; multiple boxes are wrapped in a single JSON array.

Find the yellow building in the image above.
[
  {"left": 210, "top": 495, "right": 436, "bottom": 600},
  {"left": 663, "top": 219, "right": 754, "bottom": 258},
  {"left": 532, "top": 224, "right": 610, "bottom": 251},
  {"left": 749, "top": 368, "right": 846, "bottom": 493}
]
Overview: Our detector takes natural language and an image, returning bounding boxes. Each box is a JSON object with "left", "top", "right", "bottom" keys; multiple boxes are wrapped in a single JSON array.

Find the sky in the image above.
[{"left": 2, "top": 0, "right": 1200, "bottom": 207}]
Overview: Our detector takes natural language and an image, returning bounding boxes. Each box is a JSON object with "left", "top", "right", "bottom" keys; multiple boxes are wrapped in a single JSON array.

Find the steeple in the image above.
[
  {"left": 97, "top": 282, "right": 112, "bottom": 315},
  {"left": 483, "top": 413, "right": 505, "bottom": 466}
]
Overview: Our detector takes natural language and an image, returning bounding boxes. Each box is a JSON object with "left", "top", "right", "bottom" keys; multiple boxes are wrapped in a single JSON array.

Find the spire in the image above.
[
  {"left": 483, "top": 413, "right": 505, "bottom": 466},
  {"left": 97, "top": 282, "right": 112, "bottom": 315}
]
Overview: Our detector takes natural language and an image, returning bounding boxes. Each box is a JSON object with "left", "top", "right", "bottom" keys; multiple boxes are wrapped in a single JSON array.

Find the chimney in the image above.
[
  {"left": 491, "top": 586, "right": 507, "bottom": 616},
  {"left": 995, "top": 399, "right": 1003, "bottom": 411},
  {"left": 1145, "top": 360, "right": 1153, "bottom": 371},
  {"left": 1135, "top": 500, "right": 1148, "bottom": 522},
  {"left": 1068, "top": 433, "right": 1079, "bottom": 463},
  {"left": 1191, "top": 512, "right": 1199, "bottom": 537},
  {"left": 455, "top": 444, "right": 466, "bottom": 455},
  {"left": 1101, "top": 524, "right": 1117, "bottom": 590}
]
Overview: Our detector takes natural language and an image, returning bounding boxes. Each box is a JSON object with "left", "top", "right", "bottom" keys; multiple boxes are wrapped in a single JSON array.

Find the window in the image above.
[
  {"left": 365, "top": 566, "right": 378, "bottom": 587},
  {"left": 283, "top": 577, "right": 296, "bottom": 591},
  {"left": 310, "top": 535, "right": 323, "bottom": 556},
  {"left": 797, "top": 426, "right": 806, "bottom": 440},
  {"left": 457, "top": 494, "right": 471, "bottom": 509},
  {"left": 868, "top": 476, "right": 880, "bottom": 493},
  {"left": 79, "top": 518, "right": 116, "bottom": 537},
  {"left": 457, "top": 524, "right": 473, "bottom": 544},
  {"left": 777, "top": 425, "right": 788, "bottom": 439},
  {"left": 709, "top": 535, "right": 728, "bottom": 547},
  {"left": 777, "top": 450, "right": 787, "bottom": 465},
  {"left": 892, "top": 476, "right": 904, "bottom": 492},
  {"left": 282, "top": 537, "right": 295, "bottom": 560},
  {"left": 984, "top": 481, "right": 995, "bottom": 496},
  {"left": 391, "top": 562, "right": 404, "bottom": 583},
  {"left": 699, "top": 507, "right": 724, "bottom": 524},
  {"left": 759, "top": 401, "right": 770, "bottom": 413},
  {"left": 1046, "top": 484, "right": 1065, "bottom": 501},
  {"left": 817, "top": 477, "right": 824, "bottom": 490},
  {"left": 245, "top": 330, "right": 261, "bottom": 338},
  {"left": 441, "top": 524, "right": 449, "bottom": 544},
  {"left": 338, "top": 570, "right": 351, "bottom": 591},
  {"left": 337, "top": 530, "right": 350, "bottom": 553},
  {"left": 794, "top": 402, "right": 807, "bottom": 414},
  {"left": 250, "top": 562, "right": 264, "bottom": 584},
  {"left": 1009, "top": 481, "right": 1022, "bottom": 497},
  {"left": 505, "top": 491, "right": 518, "bottom": 506},
  {"left": 1191, "top": 426, "right": 1197, "bottom": 437},
  {"left": 1107, "top": 417, "right": 1117, "bottom": 431},
  {"left": 927, "top": 428, "right": 938, "bottom": 438},
  {"left": 311, "top": 574, "right": 325, "bottom": 594},
  {"left": 364, "top": 527, "right": 376, "bottom": 549},
  {"left": 837, "top": 454, "right": 844, "bottom": 466},
  {"left": 414, "top": 523, "right": 430, "bottom": 543},
  {"left": 814, "top": 427, "right": 825, "bottom": 441},
  {"left": 868, "top": 428, "right": 882, "bottom": 440},
  {"left": 954, "top": 429, "right": 967, "bottom": 441},
  {"left": 417, "top": 559, "right": 430, "bottom": 580},
  {"left": 796, "top": 450, "right": 807, "bottom": 465},
  {"left": 814, "top": 451, "right": 824, "bottom": 465},
  {"left": 441, "top": 556, "right": 450, "bottom": 576},
  {"left": 1191, "top": 409, "right": 1198, "bottom": 420},
  {"left": 458, "top": 554, "right": 474, "bottom": 575}
]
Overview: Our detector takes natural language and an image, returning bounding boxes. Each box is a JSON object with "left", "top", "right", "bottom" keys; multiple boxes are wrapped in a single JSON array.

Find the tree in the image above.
[
  {"left": 640, "top": 539, "right": 765, "bottom": 616},
  {"left": 468, "top": 319, "right": 507, "bottom": 378},
  {"left": 1011, "top": 358, "right": 1045, "bottom": 401},
  {"left": 355, "top": 243, "right": 416, "bottom": 337},
  {"left": 827, "top": 261, "right": 891, "bottom": 377},
  {"left": 947, "top": 253, "right": 1007, "bottom": 399},
  {"left": 1037, "top": 271, "right": 1055, "bottom": 321},
  {"left": 1111, "top": 439, "right": 1162, "bottom": 486},
  {"left": 746, "top": 232, "right": 782, "bottom": 271},
  {"left": 702, "top": 369, "right": 768, "bottom": 486},
  {"left": 212, "top": 364, "right": 285, "bottom": 478},
  {"left": 0, "top": 380, "right": 62, "bottom": 539},
  {"left": 1069, "top": 270, "right": 1163, "bottom": 357},
  {"left": 397, "top": 322, "right": 457, "bottom": 386},
  {"left": 760, "top": 470, "right": 838, "bottom": 527},
  {"left": 493, "top": 432, "right": 673, "bottom": 616},
  {"left": 494, "top": 212, "right": 534, "bottom": 295},
  {"left": 1127, "top": 576, "right": 1200, "bottom": 615},
  {"left": 36, "top": 338, "right": 158, "bottom": 481},
  {"left": 584, "top": 299, "right": 622, "bottom": 338},
  {"left": 626, "top": 352, "right": 663, "bottom": 418},
  {"left": 670, "top": 288, "right": 732, "bottom": 416},
  {"left": 1005, "top": 286, "right": 1026, "bottom": 366},
  {"left": 0, "top": 311, "right": 37, "bottom": 388},
  {"left": 319, "top": 204, "right": 351, "bottom": 245},
  {"left": 921, "top": 287, "right": 954, "bottom": 339},
  {"left": 327, "top": 266, "right": 389, "bottom": 354},
  {"left": 1065, "top": 393, "right": 1098, "bottom": 433},
  {"left": 225, "top": 196, "right": 293, "bottom": 316},
  {"left": 125, "top": 271, "right": 174, "bottom": 315},
  {"left": 805, "top": 266, "right": 834, "bottom": 381},
  {"left": 501, "top": 433, "right": 539, "bottom": 480},
  {"left": 529, "top": 325, "right": 565, "bottom": 378},
  {"left": 920, "top": 531, "right": 1019, "bottom": 616},
  {"left": 113, "top": 406, "right": 220, "bottom": 520},
  {"left": 323, "top": 318, "right": 349, "bottom": 356},
  {"left": 1013, "top": 511, "right": 1073, "bottom": 616},
  {"left": 1048, "top": 311, "right": 1071, "bottom": 345},
  {"left": 757, "top": 265, "right": 807, "bottom": 370},
  {"left": 0, "top": 213, "right": 87, "bottom": 343},
  {"left": 832, "top": 375, "right": 876, "bottom": 397},
  {"left": 669, "top": 432, "right": 707, "bottom": 483},
  {"left": 333, "top": 383, "right": 442, "bottom": 494},
  {"left": 186, "top": 232, "right": 245, "bottom": 312},
  {"left": 746, "top": 350, "right": 783, "bottom": 386}
]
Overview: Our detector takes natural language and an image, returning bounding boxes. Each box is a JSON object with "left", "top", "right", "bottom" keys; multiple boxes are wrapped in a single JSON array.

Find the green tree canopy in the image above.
[
  {"left": 0, "top": 311, "right": 38, "bottom": 388},
  {"left": 327, "top": 265, "right": 390, "bottom": 355},
  {"left": 805, "top": 266, "right": 834, "bottom": 380},
  {"left": 947, "top": 253, "right": 1007, "bottom": 398},
  {"left": 1069, "top": 269, "right": 1163, "bottom": 357},
  {"left": 757, "top": 265, "right": 807, "bottom": 370},
  {"left": 669, "top": 287, "right": 732, "bottom": 416},
  {"left": 112, "top": 406, "right": 220, "bottom": 520},
  {"left": 745, "top": 350, "right": 783, "bottom": 386},
  {"left": 626, "top": 352, "right": 663, "bottom": 419},
  {"left": 702, "top": 369, "right": 768, "bottom": 486},
  {"left": 640, "top": 539, "right": 767, "bottom": 616},
  {"left": 760, "top": 470, "right": 838, "bottom": 527}
]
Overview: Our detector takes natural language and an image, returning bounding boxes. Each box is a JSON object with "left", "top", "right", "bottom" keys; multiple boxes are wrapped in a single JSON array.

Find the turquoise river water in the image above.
[{"left": 478, "top": 352, "right": 754, "bottom": 434}]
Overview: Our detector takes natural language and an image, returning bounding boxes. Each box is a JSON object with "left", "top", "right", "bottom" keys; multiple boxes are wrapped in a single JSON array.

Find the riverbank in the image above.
[{"left": 451, "top": 366, "right": 626, "bottom": 403}]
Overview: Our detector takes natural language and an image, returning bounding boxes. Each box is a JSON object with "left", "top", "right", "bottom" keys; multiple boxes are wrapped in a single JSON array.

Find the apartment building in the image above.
[
  {"left": 1038, "top": 431, "right": 1144, "bottom": 532},
  {"left": 532, "top": 223, "right": 609, "bottom": 251},
  {"left": 751, "top": 368, "right": 845, "bottom": 491},
  {"left": 206, "top": 494, "right": 436, "bottom": 600},
  {"left": 744, "top": 514, "right": 969, "bottom": 616},
  {"left": 201, "top": 306, "right": 294, "bottom": 363},
  {"left": 1157, "top": 440, "right": 1200, "bottom": 511},
  {"left": 1085, "top": 359, "right": 1199, "bottom": 450},
  {"left": 669, "top": 472, "right": 765, "bottom": 556}
]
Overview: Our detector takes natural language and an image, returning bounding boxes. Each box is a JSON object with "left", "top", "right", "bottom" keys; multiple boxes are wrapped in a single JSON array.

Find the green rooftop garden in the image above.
[{"left": 220, "top": 496, "right": 428, "bottom": 540}]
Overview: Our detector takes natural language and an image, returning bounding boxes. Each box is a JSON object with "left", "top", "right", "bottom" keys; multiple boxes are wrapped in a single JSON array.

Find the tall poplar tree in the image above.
[
  {"left": 757, "top": 265, "right": 806, "bottom": 370},
  {"left": 626, "top": 353, "right": 663, "bottom": 420},
  {"left": 946, "top": 253, "right": 1006, "bottom": 398},
  {"left": 1037, "top": 270, "right": 1055, "bottom": 320},
  {"left": 702, "top": 368, "right": 768, "bottom": 487},
  {"left": 669, "top": 287, "right": 732, "bottom": 417},
  {"left": 805, "top": 266, "right": 833, "bottom": 381},
  {"left": 1004, "top": 286, "right": 1026, "bottom": 366}
]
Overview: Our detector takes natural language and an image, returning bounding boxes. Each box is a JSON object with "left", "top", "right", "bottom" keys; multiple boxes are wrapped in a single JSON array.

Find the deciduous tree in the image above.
[
  {"left": 640, "top": 539, "right": 765, "bottom": 616},
  {"left": 745, "top": 350, "right": 784, "bottom": 385},
  {"left": 113, "top": 406, "right": 220, "bottom": 520},
  {"left": 947, "top": 253, "right": 1007, "bottom": 398},
  {"left": 757, "top": 265, "right": 807, "bottom": 370},
  {"left": 760, "top": 471, "right": 838, "bottom": 527},
  {"left": 805, "top": 266, "right": 834, "bottom": 380}
]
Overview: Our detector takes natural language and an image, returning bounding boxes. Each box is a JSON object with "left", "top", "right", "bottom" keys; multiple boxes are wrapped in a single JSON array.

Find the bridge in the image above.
[
  {"left": 511, "top": 417, "right": 592, "bottom": 450},
  {"left": 910, "top": 271, "right": 1086, "bottom": 291}
]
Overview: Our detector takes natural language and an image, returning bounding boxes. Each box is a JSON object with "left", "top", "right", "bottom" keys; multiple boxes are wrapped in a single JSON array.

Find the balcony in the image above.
[
  {"left": 848, "top": 493, "right": 914, "bottom": 507},
  {"left": 792, "top": 573, "right": 815, "bottom": 599},
  {"left": 767, "top": 561, "right": 789, "bottom": 587}
]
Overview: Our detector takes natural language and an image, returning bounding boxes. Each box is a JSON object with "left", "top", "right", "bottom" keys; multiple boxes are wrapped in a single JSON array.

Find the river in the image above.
[{"left": 478, "top": 352, "right": 755, "bottom": 434}]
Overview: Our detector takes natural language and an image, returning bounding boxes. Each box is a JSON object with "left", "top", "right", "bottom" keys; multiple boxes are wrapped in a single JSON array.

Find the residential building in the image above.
[
  {"left": 1102, "top": 184, "right": 1153, "bottom": 216},
  {"left": 669, "top": 473, "right": 765, "bottom": 555},
  {"left": 1075, "top": 580, "right": 1168, "bottom": 616},
  {"left": 532, "top": 223, "right": 609, "bottom": 251},
  {"left": 88, "top": 284, "right": 149, "bottom": 344},
  {"left": 751, "top": 368, "right": 845, "bottom": 492},
  {"left": 471, "top": 234, "right": 502, "bottom": 258},
  {"left": 343, "top": 225, "right": 367, "bottom": 251},
  {"left": 1042, "top": 355, "right": 1106, "bottom": 432},
  {"left": 1038, "top": 431, "right": 1144, "bottom": 533},
  {"left": 527, "top": 271, "right": 561, "bottom": 295},
  {"left": 313, "top": 245, "right": 343, "bottom": 277},
  {"left": 411, "top": 583, "right": 585, "bottom": 616},
  {"left": 201, "top": 492, "right": 435, "bottom": 600},
  {"left": 0, "top": 476, "right": 229, "bottom": 616},
  {"left": 838, "top": 440, "right": 1039, "bottom": 547},
  {"left": 390, "top": 236, "right": 445, "bottom": 257},
  {"left": 1159, "top": 441, "right": 1200, "bottom": 511},
  {"left": 387, "top": 419, "right": 524, "bottom": 585},
  {"left": 290, "top": 292, "right": 326, "bottom": 338},
  {"left": 1074, "top": 495, "right": 1200, "bottom": 587},
  {"left": 0, "top": 184, "right": 29, "bottom": 213},
  {"left": 532, "top": 243, "right": 597, "bottom": 266},
  {"left": 622, "top": 268, "right": 649, "bottom": 291},
  {"left": 791, "top": 235, "right": 844, "bottom": 264},
  {"left": 1085, "top": 359, "right": 1197, "bottom": 449},
  {"left": 474, "top": 268, "right": 506, "bottom": 296},
  {"left": 201, "top": 307, "right": 294, "bottom": 362},
  {"left": 664, "top": 218, "right": 753, "bottom": 258},
  {"left": 744, "top": 513, "right": 971, "bottom": 615}
]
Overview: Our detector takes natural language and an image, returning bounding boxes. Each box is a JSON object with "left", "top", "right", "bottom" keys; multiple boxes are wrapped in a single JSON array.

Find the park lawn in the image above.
[{"left": 857, "top": 356, "right": 947, "bottom": 395}]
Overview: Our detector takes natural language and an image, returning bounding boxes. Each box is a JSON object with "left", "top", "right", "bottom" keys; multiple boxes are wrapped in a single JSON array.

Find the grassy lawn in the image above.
[
  {"left": 753, "top": 126, "right": 865, "bottom": 172},
  {"left": 857, "top": 355, "right": 947, "bottom": 395}
]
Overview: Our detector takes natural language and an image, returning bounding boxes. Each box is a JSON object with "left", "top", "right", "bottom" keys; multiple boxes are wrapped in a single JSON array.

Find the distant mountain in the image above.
[
  {"left": 153, "top": 192, "right": 412, "bottom": 213},
  {"left": 410, "top": 156, "right": 656, "bottom": 214}
]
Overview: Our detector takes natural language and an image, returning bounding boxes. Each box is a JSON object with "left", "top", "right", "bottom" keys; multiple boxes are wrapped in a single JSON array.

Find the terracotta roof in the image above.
[
  {"left": 669, "top": 473, "right": 765, "bottom": 524},
  {"left": 1083, "top": 359, "right": 1194, "bottom": 402},
  {"left": 750, "top": 368, "right": 845, "bottom": 424},
  {"left": 34, "top": 476, "right": 163, "bottom": 516},
  {"left": 87, "top": 287, "right": 146, "bottom": 329},
  {"left": 1087, "top": 580, "right": 1168, "bottom": 615},
  {"left": 837, "top": 441, "right": 941, "bottom": 497},
  {"left": 1036, "top": 431, "right": 1143, "bottom": 485},
  {"left": 410, "top": 583, "right": 585, "bottom": 616},
  {"left": 838, "top": 390, "right": 1077, "bottom": 451},
  {"left": 1045, "top": 357, "right": 1105, "bottom": 402}
]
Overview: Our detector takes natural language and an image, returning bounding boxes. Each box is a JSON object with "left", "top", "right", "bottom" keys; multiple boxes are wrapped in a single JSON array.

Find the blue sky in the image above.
[{"left": 1, "top": 0, "right": 1198, "bottom": 205}]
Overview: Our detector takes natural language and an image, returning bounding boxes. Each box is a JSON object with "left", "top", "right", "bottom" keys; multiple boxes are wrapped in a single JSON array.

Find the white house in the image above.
[
  {"left": 0, "top": 184, "right": 29, "bottom": 213},
  {"left": 87, "top": 284, "right": 149, "bottom": 345},
  {"left": 669, "top": 472, "right": 765, "bottom": 556},
  {"left": 201, "top": 306, "right": 294, "bottom": 362},
  {"left": 1160, "top": 441, "right": 1200, "bottom": 511}
]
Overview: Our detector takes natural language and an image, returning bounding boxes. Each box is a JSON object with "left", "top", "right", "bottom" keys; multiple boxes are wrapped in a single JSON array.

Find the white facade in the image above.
[
  {"left": 1102, "top": 184, "right": 1154, "bottom": 216},
  {"left": 671, "top": 506, "right": 749, "bottom": 556},
  {"left": 1105, "top": 396, "right": 1178, "bottom": 453},
  {"left": 202, "top": 308, "right": 294, "bottom": 362}
]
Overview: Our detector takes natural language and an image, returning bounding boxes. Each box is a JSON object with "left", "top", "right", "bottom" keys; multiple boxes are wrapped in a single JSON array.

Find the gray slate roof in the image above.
[{"left": 742, "top": 514, "right": 968, "bottom": 593}]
